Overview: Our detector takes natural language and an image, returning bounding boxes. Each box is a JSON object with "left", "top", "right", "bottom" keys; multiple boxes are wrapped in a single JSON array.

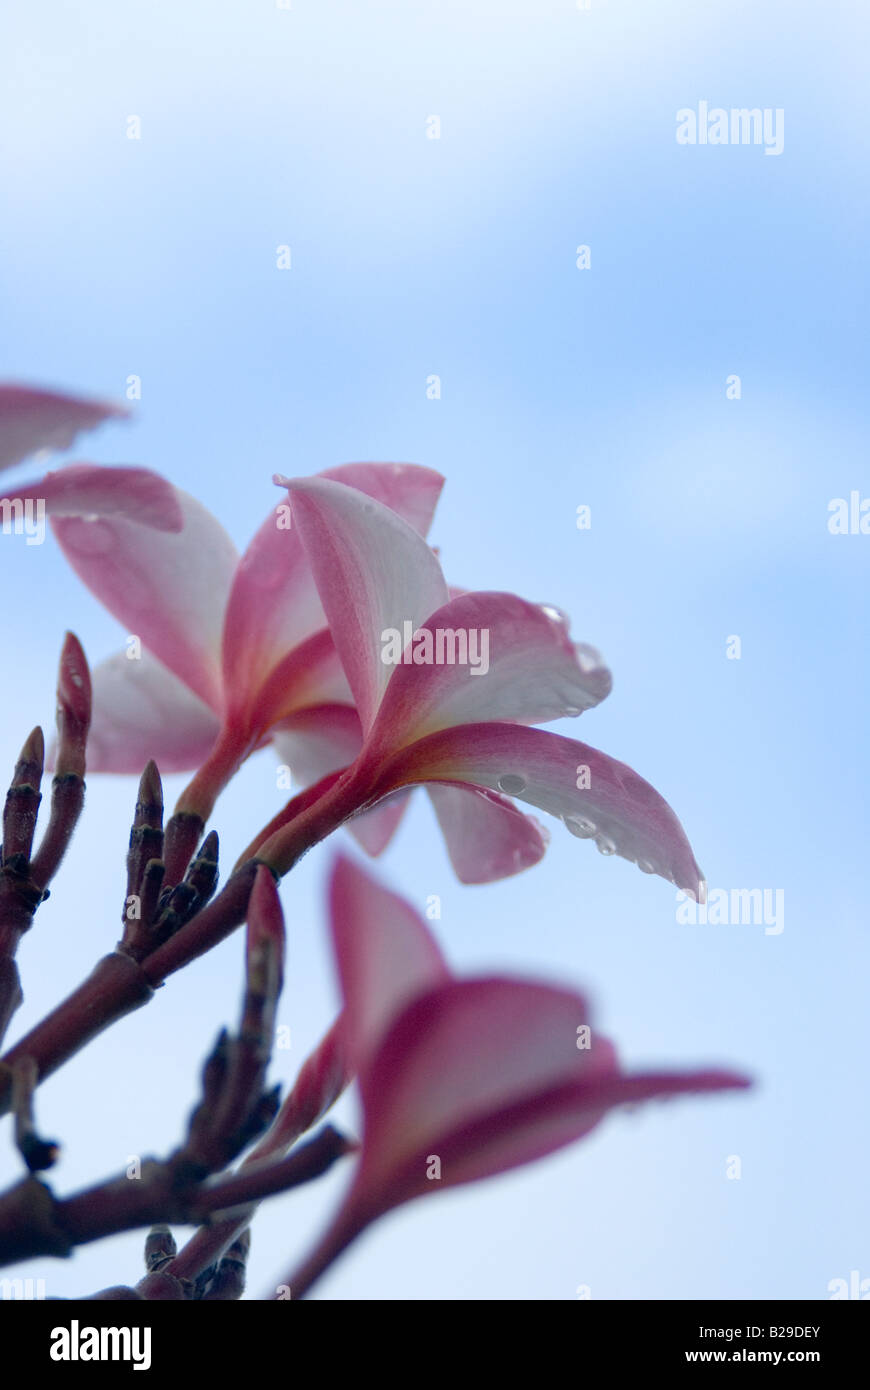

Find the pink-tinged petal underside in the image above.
[
  {"left": 0, "top": 384, "right": 128, "bottom": 473},
  {"left": 222, "top": 464, "right": 444, "bottom": 722},
  {"left": 329, "top": 855, "right": 451, "bottom": 1071},
  {"left": 426, "top": 783, "right": 549, "bottom": 883},
  {"left": 69, "top": 648, "right": 221, "bottom": 774},
  {"left": 51, "top": 489, "right": 238, "bottom": 712},
  {"left": 355, "top": 978, "right": 748, "bottom": 1205},
  {"left": 372, "top": 722, "right": 705, "bottom": 896},
  {"left": 268, "top": 1017, "right": 352, "bottom": 1152},
  {"left": 346, "top": 793, "right": 412, "bottom": 857},
  {"left": 365, "top": 590, "right": 612, "bottom": 758},
  {"left": 9, "top": 464, "right": 184, "bottom": 532},
  {"left": 426, "top": 1068, "right": 749, "bottom": 1192},
  {"left": 286, "top": 477, "right": 449, "bottom": 734}
]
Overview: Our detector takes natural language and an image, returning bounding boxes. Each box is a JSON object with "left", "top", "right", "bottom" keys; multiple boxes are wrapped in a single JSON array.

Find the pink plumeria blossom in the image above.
[
  {"left": 0, "top": 384, "right": 182, "bottom": 530},
  {"left": 254, "top": 477, "right": 705, "bottom": 896},
  {"left": 50, "top": 461, "right": 551, "bottom": 882},
  {"left": 281, "top": 856, "right": 749, "bottom": 1298},
  {"left": 50, "top": 463, "right": 445, "bottom": 819}
]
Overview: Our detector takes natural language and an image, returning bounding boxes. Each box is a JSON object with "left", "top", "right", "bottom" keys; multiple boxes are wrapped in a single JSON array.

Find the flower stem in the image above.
[
  {"left": 173, "top": 724, "right": 256, "bottom": 826},
  {"left": 246, "top": 767, "right": 372, "bottom": 876},
  {"left": 0, "top": 864, "right": 260, "bottom": 1116},
  {"left": 274, "top": 1197, "right": 366, "bottom": 1301},
  {"left": 0, "top": 952, "right": 154, "bottom": 1113}
]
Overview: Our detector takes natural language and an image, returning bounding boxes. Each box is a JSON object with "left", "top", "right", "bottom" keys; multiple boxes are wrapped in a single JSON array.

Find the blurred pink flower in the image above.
[
  {"left": 284, "top": 856, "right": 749, "bottom": 1297},
  {"left": 0, "top": 384, "right": 182, "bottom": 529},
  {"left": 50, "top": 462, "right": 444, "bottom": 825}
]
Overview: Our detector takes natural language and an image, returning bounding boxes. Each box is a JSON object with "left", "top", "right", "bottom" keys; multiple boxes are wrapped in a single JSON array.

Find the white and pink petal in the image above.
[
  {"left": 346, "top": 793, "right": 412, "bottom": 857},
  {"left": 329, "top": 855, "right": 451, "bottom": 1071},
  {"left": 285, "top": 477, "right": 449, "bottom": 733},
  {"left": 271, "top": 704, "right": 363, "bottom": 788},
  {"left": 68, "top": 647, "right": 221, "bottom": 774},
  {"left": 52, "top": 488, "right": 238, "bottom": 713},
  {"left": 7, "top": 464, "right": 184, "bottom": 532},
  {"left": 365, "top": 590, "right": 611, "bottom": 757},
  {"left": 353, "top": 976, "right": 748, "bottom": 1206},
  {"left": 426, "top": 782, "right": 549, "bottom": 884},
  {"left": 222, "top": 464, "right": 443, "bottom": 723},
  {"left": 370, "top": 722, "right": 705, "bottom": 896},
  {"left": 0, "top": 384, "right": 128, "bottom": 473}
]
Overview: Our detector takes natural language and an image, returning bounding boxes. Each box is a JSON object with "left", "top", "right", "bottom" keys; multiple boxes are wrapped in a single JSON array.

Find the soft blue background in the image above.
[{"left": 0, "top": 0, "right": 867, "bottom": 1300}]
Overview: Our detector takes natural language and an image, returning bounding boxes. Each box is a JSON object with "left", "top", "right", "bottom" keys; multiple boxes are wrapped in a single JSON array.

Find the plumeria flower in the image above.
[
  {"left": 51, "top": 459, "right": 553, "bottom": 884},
  {"left": 49, "top": 462, "right": 445, "bottom": 826},
  {"left": 252, "top": 477, "right": 706, "bottom": 897},
  {"left": 281, "top": 856, "right": 749, "bottom": 1298},
  {"left": 0, "top": 384, "right": 182, "bottom": 530}
]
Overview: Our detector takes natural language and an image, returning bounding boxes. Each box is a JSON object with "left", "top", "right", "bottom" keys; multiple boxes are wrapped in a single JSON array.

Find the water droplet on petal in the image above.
[
  {"left": 595, "top": 834, "right": 617, "bottom": 856},
  {"left": 574, "top": 642, "right": 604, "bottom": 674},
  {"left": 497, "top": 774, "right": 526, "bottom": 795},
  {"left": 637, "top": 858, "right": 656, "bottom": 874},
  {"left": 563, "top": 815, "right": 596, "bottom": 839},
  {"left": 539, "top": 603, "right": 571, "bottom": 631}
]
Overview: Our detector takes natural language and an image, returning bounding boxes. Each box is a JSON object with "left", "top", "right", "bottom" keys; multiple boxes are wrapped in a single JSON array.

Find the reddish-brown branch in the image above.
[
  {"left": 192, "top": 1126, "right": 354, "bottom": 1218},
  {"left": 0, "top": 959, "right": 22, "bottom": 1051},
  {"left": 234, "top": 770, "right": 347, "bottom": 871},
  {"left": 0, "top": 952, "right": 155, "bottom": 1112},
  {"left": 198, "top": 1228, "right": 251, "bottom": 1301},
  {"left": 0, "top": 1109, "right": 351, "bottom": 1267},
  {"left": 0, "top": 757, "right": 353, "bottom": 1120},
  {"left": 0, "top": 855, "right": 253, "bottom": 1116},
  {"left": 11, "top": 1055, "right": 59, "bottom": 1172}
]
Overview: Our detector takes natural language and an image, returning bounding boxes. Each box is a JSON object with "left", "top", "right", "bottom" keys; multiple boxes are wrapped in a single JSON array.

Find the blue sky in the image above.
[{"left": 0, "top": 0, "right": 867, "bottom": 1299}]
